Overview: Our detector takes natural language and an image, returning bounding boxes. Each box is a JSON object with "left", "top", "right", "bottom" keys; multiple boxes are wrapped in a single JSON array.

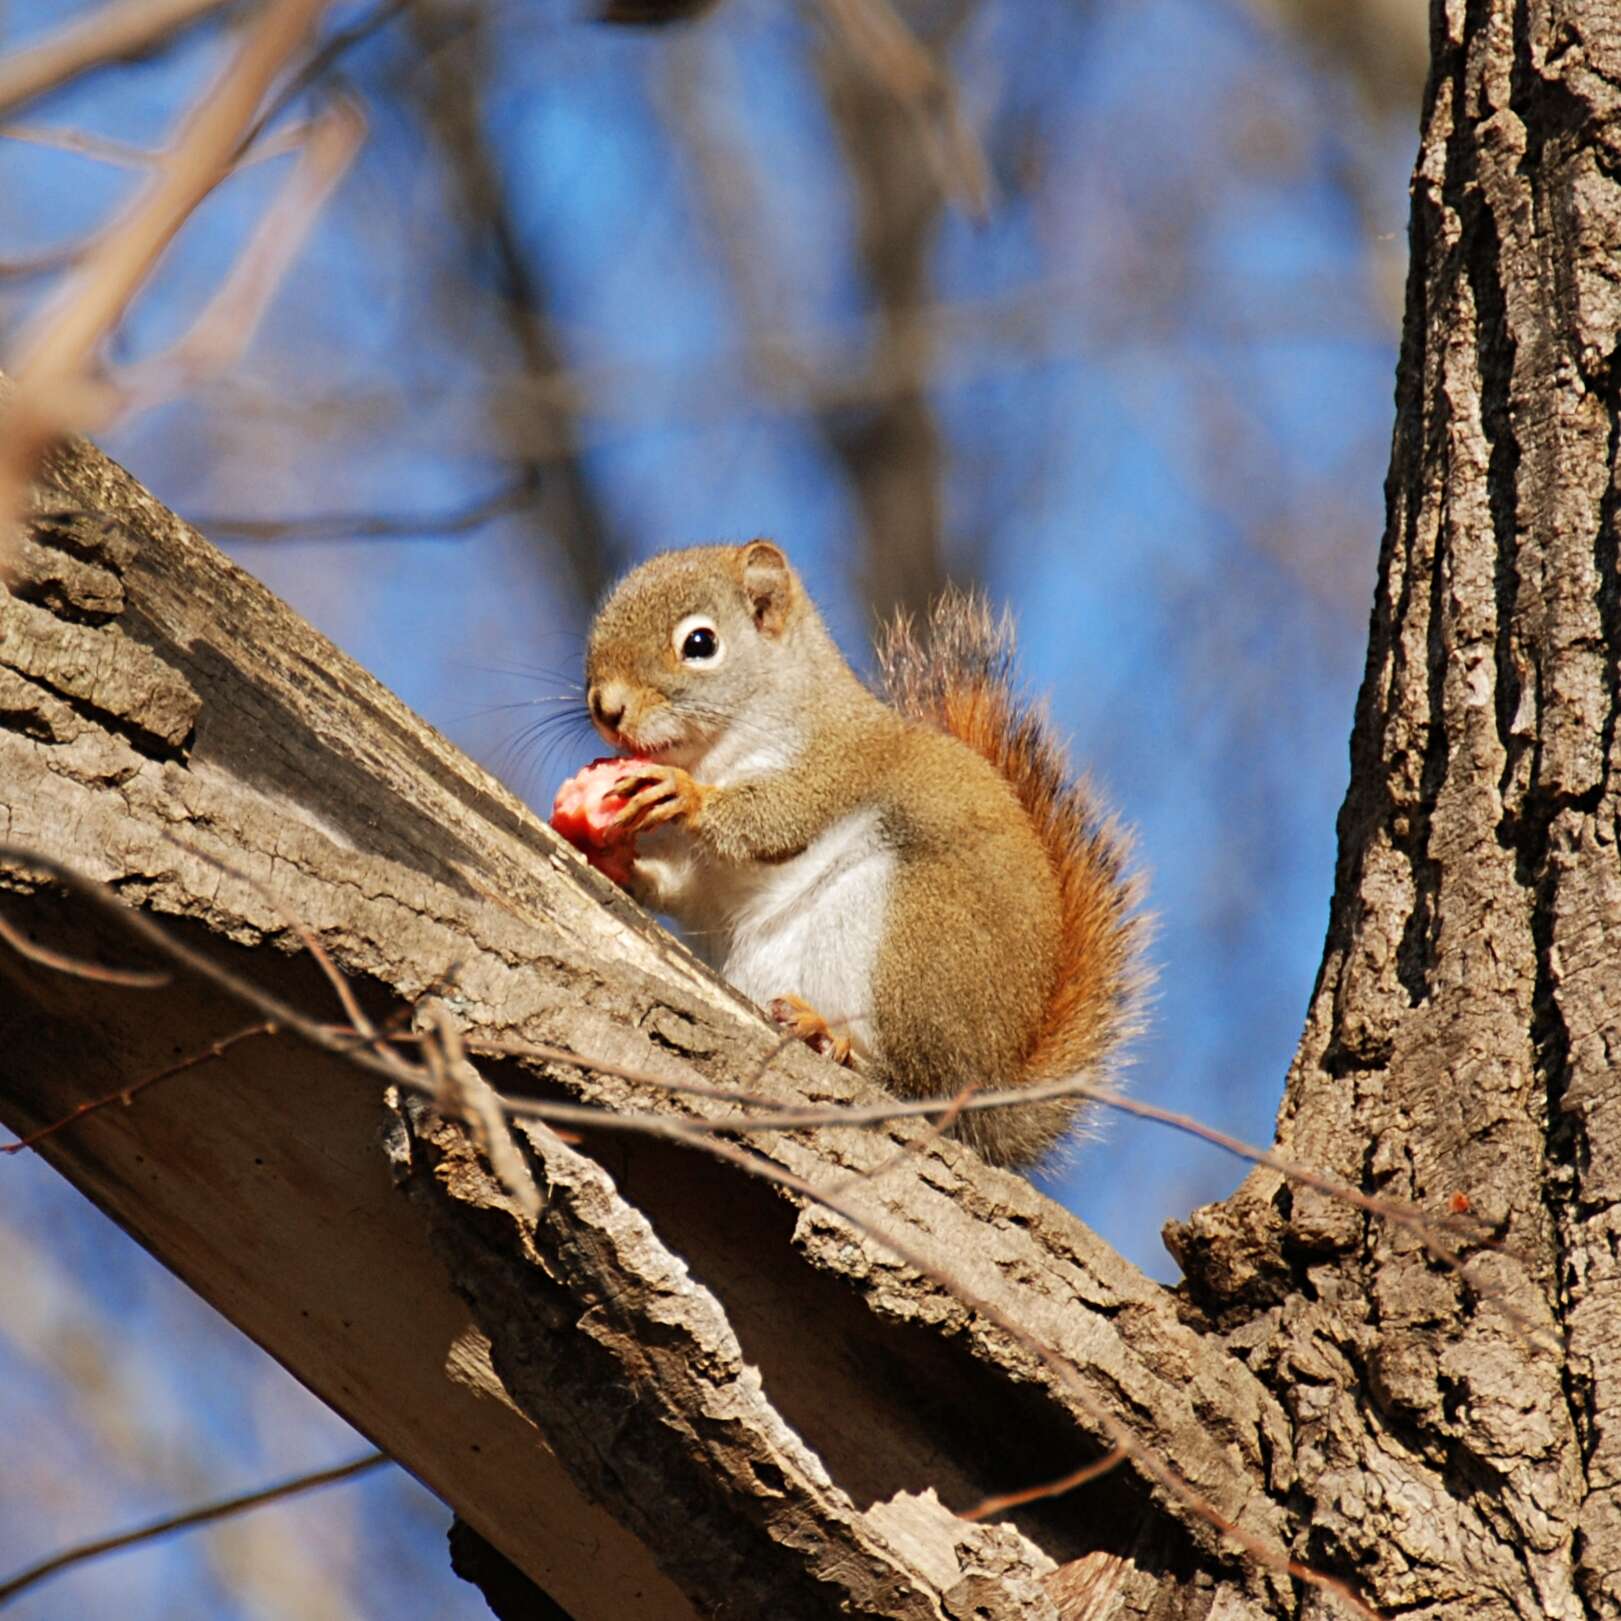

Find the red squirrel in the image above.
[{"left": 559, "top": 540, "right": 1143, "bottom": 1167}]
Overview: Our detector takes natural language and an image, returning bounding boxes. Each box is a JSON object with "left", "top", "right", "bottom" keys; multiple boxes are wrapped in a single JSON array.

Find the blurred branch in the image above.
[
  {"left": 0, "top": 0, "right": 234, "bottom": 121},
  {"left": 0, "top": 0, "right": 336, "bottom": 568},
  {"left": 1240, "top": 0, "right": 1427, "bottom": 124},
  {"left": 1, "top": 115, "right": 325, "bottom": 171},
  {"left": 812, "top": 3, "right": 971, "bottom": 622},
  {"left": 598, "top": 0, "right": 724, "bottom": 21},
  {"left": 406, "top": 0, "right": 622, "bottom": 608},
  {"left": 1235, "top": 0, "right": 1426, "bottom": 321},
  {"left": 0, "top": 242, "right": 87, "bottom": 281},
  {"left": 119, "top": 93, "right": 366, "bottom": 405},
  {"left": 669, "top": 10, "right": 971, "bottom": 622},
  {"left": 241, "top": 0, "right": 411, "bottom": 152},
  {"left": 1, "top": 123, "right": 191, "bottom": 169},
  {"left": 194, "top": 262, "right": 1383, "bottom": 483},
  {"left": 819, "top": 0, "right": 990, "bottom": 218},
  {"left": 0, "top": 1451, "right": 388, "bottom": 1608},
  {"left": 192, "top": 474, "right": 530, "bottom": 541}
]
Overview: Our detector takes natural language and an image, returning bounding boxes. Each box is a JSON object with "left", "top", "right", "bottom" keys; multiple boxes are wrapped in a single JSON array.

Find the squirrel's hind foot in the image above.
[{"left": 769, "top": 995, "right": 854, "bottom": 1067}]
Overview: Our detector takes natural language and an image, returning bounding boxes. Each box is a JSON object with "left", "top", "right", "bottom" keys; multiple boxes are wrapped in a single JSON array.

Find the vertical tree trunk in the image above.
[{"left": 1170, "top": 2, "right": 1621, "bottom": 1613}]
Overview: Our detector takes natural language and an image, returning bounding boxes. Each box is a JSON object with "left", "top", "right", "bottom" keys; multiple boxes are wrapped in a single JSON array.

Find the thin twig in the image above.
[
  {"left": 0, "top": 840, "right": 1542, "bottom": 1359},
  {"left": 0, "top": 906, "right": 168, "bottom": 989},
  {"left": 156, "top": 830, "right": 383, "bottom": 1045},
  {"left": 0, "top": 844, "right": 1507, "bottom": 1260},
  {"left": 1, "top": 1021, "right": 280, "bottom": 1153},
  {"left": 959, "top": 1448, "right": 1126, "bottom": 1521},
  {"left": 0, "top": 0, "right": 334, "bottom": 574},
  {"left": 825, "top": 1077, "right": 981, "bottom": 1192},
  {"left": 0, "top": 1450, "right": 387, "bottom": 1608},
  {"left": 0, "top": 0, "right": 233, "bottom": 121}
]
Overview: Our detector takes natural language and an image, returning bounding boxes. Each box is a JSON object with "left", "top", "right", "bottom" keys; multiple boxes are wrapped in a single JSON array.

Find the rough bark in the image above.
[{"left": 1168, "top": 1, "right": 1621, "bottom": 1615}]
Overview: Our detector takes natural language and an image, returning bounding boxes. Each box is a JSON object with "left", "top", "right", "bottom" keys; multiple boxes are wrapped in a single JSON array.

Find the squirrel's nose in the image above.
[{"left": 589, "top": 684, "right": 625, "bottom": 734}]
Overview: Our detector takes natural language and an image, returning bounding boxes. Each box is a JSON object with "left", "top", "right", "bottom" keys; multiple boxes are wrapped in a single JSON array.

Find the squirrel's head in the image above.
[{"left": 585, "top": 540, "right": 826, "bottom": 763}]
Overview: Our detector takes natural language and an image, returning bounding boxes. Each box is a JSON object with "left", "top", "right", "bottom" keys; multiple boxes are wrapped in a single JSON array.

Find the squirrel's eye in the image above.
[{"left": 673, "top": 614, "right": 723, "bottom": 665}]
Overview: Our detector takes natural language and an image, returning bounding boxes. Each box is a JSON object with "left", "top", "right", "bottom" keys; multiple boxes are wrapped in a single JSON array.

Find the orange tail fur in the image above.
[{"left": 877, "top": 589, "right": 1147, "bottom": 1151}]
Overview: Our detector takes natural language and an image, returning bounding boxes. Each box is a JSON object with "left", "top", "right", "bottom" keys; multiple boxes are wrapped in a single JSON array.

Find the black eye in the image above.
[{"left": 672, "top": 613, "right": 724, "bottom": 665}]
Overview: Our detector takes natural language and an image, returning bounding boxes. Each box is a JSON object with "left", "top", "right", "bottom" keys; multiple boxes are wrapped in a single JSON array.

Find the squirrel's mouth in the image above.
[
  {"left": 586, "top": 685, "right": 705, "bottom": 761},
  {"left": 605, "top": 711, "right": 693, "bottom": 761},
  {"left": 590, "top": 716, "right": 671, "bottom": 757},
  {"left": 596, "top": 732, "right": 694, "bottom": 773}
]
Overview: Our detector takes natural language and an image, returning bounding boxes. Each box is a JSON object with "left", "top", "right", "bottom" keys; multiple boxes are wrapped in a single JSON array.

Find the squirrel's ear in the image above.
[{"left": 740, "top": 540, "right": 793, "bottom": 636}]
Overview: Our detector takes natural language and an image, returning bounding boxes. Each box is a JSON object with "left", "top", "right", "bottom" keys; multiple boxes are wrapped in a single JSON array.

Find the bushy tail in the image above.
[{"left": 877, "top": 589, "right": 1147, "bottom": 1160}]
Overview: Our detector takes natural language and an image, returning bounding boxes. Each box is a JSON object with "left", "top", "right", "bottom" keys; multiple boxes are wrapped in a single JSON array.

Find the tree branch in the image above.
[{"left": 0, "top": 426, "right": 1301, "bottom": 1617}]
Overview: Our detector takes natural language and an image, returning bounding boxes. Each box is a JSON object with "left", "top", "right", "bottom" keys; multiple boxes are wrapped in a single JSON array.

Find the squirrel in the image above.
[{"left": 571, "top": 540, "right": 1143, "bottom": 1168}]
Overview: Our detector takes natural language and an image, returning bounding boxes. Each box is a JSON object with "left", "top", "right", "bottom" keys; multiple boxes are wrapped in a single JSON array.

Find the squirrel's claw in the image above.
[
  {"left": 611, "top": 763, "right": 705, "bottom": 833},
  {"left": 769, "top": 995, "right": 854, "bottom": 1066}
]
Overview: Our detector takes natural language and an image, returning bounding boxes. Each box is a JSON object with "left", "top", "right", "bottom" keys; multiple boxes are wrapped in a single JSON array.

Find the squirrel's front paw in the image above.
[{"left": 611, "top": 762, "right": 707, "bottom": 833}]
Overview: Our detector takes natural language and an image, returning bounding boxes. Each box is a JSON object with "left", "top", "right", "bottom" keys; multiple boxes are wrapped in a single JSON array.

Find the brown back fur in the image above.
[{"left": 876, "top": 590, "right": 1146, "bottom": 1140}]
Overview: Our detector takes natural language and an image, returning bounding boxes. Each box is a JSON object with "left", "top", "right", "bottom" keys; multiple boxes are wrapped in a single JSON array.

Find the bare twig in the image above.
[
  {"left": 117, "top": 93, "right": 366, "bottom": 406},
  {"left": 0, "top": 1450, "right": 388, "bottom": 1608},
  {"left": 825, "top": 1076, "right": 981, "bottom": 1192},
  {"left": 0, "top": 0, "right": 335, "bottom": 572},
  {"left": 0, "top": 0, "right": 233, "bottom": 122},
  {"left": 0, "top": 905, "right": 168, "bottom": 988},
  {"left": 0, "top": 842, "right": 1507, "bottom": 1266},
  {"left": 1, "top": 1021, "right": 280, "bottom": 1154},
  {"left": 959, "top": 1448, "right": 1126, "bottom": 1521},
  {"left": 0, "top": 832, "right": 1540, "bottom": 1368}
]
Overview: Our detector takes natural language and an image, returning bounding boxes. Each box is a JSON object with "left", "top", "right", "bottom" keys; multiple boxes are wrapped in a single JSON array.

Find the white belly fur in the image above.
[{"left": 684, "top": 808, "right": 895, "bottom": 1059}]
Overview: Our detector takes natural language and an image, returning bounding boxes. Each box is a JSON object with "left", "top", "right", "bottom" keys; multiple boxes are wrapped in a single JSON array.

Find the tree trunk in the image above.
[
  {"left": 1, "top": 1, "right": 1615, "bottom": 1616},
  {"left": 1169, "top": 1, "right": 1621, "bottom": 1614}
]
